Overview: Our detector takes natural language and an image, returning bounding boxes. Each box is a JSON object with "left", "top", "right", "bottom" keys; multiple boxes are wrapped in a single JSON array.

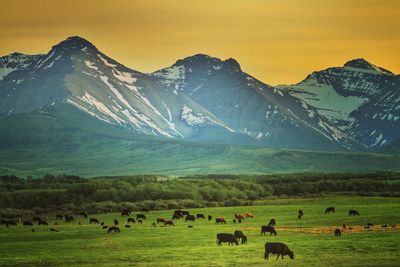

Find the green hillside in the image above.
[{"left": 0, "top": 104, "right": 399, "bottom": 177}]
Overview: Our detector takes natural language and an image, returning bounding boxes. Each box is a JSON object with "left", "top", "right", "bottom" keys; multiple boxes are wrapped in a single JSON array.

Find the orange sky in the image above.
[{"left": 0, "top": 0, "right": 399, "bottom": 85}]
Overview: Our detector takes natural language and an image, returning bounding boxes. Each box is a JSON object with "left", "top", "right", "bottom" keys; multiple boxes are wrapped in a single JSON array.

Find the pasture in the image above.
[{"left": 0, "top": 196, "right": 399, "bottom": 266}]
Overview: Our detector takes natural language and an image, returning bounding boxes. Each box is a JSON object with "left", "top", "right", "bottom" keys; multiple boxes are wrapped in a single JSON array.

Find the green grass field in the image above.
[{"left": 1, "top": 196, "right": 399, "bottom": 266}]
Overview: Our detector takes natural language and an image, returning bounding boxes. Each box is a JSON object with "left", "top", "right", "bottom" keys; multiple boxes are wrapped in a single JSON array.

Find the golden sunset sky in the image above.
[{"left": 1, "top": 0, "right": 399, "bottom": 84}]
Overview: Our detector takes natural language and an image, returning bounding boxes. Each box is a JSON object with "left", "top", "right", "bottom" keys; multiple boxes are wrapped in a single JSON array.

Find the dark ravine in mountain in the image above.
[{"left": 0, "top": 36, "right": 399, "bottom": 175}]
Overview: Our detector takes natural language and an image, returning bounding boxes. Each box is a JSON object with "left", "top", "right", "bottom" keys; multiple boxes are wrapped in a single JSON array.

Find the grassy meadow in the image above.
[{"left": 1, "top": 196, "right": 399, "bottom": 266}]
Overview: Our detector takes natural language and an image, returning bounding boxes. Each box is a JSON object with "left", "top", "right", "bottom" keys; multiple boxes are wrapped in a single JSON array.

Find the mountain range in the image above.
[{"left": 0, "top": 36, "right": 399, "bottom": 176}]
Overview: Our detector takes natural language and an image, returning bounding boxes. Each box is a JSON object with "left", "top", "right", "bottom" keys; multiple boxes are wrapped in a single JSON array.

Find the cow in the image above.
[
  {"left": 114, "top": 219, "right": 119, "bottom": 225},
  {"left": 367, "top": 223, "right": 374, "bottom": 226},
  {"left": 334, "top": 228, "right": 341, "bottom": 237},
  {"left": 172, "top": 214, "right": 182, "bottom": 220},
  {"left": 156, "top": 218, "right": 166, "bottom": 224},
  {"left": 261, "top": 225, "right": 277, "bottom": 236},
  {"left": 102, "top": 226, "right": 108, "bottom": 229},
  {"left": 125, "top": 224, "right": 131, "bottom": 228},
  {"left": 56, "top": 215, "right": 63, "bottom": 220},
  {"left": 65, "top": 215, "right": 74, "bottom": 223},
  {"left": 381, "top": 224, "right": 388, "bottom": 228},
  {"left": 23, "top": 221, "right": 33, "bottom": 226},
  {"left": 164, "top": 220, "right": 174, "bottom": 226},
  {"left": 208, "top": 215, "right": 212, "bottom": 221},
  {"left": 121, "top": 210, "right": 130, "bottom": 217},
  {"left": 137, "top": 214, "right": 146, "bottom": 220},
  {"left": 80, "top": 211, "right": 88, "bottom": 218},
  {"left": 325, "top": 207, "right": 335, "bottom": 213},
  {"left": 174, "top": 210, "right": 184, "bottom": 216},
  {"left": 108, "top": 226, "right": 120, "bottom": 233},
  {"left": 127, "top": 218, "right": 136, "bottom": 224},
  {"left": 235, "top": 214, "right": 244, "bottom": 221},
  {"left": 196, "top": 214, "right": 205, "bottom": 219},
  {"left": 38, "top": 220, "right": 48, "bottom": 226},
  {"left": 182, "top": 211, "right": 190, "bottom": 216},
  {"left": 349, "top": 210, "right": 360, "bottom": 216},
  {"left": 216, "top": 233, "right": 238, "bottom": 246},
  {"left": 50, "top": 228, "right": 58, "bottom": 232},
  {"left": 246, "top": 212, "right": 254, "bottom": 219},
  {"left": 234, "top": 230, "right": 247, "bottom": 244},
  {"left": 185, "top": 215, "right": 196, "bottom": 222},
  {"left": 268, "top": 218, "right": 276, "bottom": 226},
  {"left": 90, "top": 218, "right": 100, "bottom": 224},
  {"left": 141, "top": 208, "right": 150, "bottom": 213},
  {"left": 215, "top": 218, "right": 226, "bottom": 224},
  {"left": 264, "top": 242, "right": 294, "bottom": 260}
]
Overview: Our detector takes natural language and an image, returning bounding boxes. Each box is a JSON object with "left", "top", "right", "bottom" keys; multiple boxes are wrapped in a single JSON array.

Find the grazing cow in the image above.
[
  {"left": 268, "top": 219, "right": 276, "bottom": 226},
  {"left": 182, "top": 211, "right": 190, "bottom": 216},
  {"left": 90, "top": 218, "right": 100, "bottom": 224},
  {"left": 234, "top": 230, "right": 247, "bottom": 243},
  {"left": 246, "top": 212, "right": 254, "bottom": 219},
  {"left": 102, "top": 226, "right": 108, "bottom": 229},
  {"left": 65, "top": 215, "right": 74, "bottom": 223},
  {"left": 196, "top": 214, "right": 205, "bottom": 219},
  {"left": 156, "top": 218, "right": 166, "bottom": 224},
  {"left": 172, "top": 214, "right": 182, "bottom": 220},
  {"left": 215, "top": 218, "right": 226, "bottom": 224},
  {"left": 56, "top": 215, "right": 63, "bottom": 220},
  {"left": 114, "top": 219, "right": 119, "bottom": 225},
  {"left": 216, "top": 233, "right": 239, "bottom": 246},
  {"left": 80, "top": 211, "right": 88, "bottom": 218},
  {"left": 381, "top": 224, "right": 388, "bottom": 228},
  {"left": 261, "top": 225, "right": 277, "bottom": 236},
  {"left": 298, "top": 210, "right": 304, "bottom": 216},
  {"left": 138, "top": 219, "right": 143, "bottom": 224},
  {"left": 325, "top": 207, "right": 335, "bottom": 213},
  {"left": 349, "top": 210, "right": 360, "bottom": 216},
  {"left": 164, "top": 220, "right": 174, "bottom": 226},
  {"left": 208, "top": 215, "right": 212, "bottom": 221},
  {"left": 137, "top": 214, "right": 146, "bottom": 220},
  {"left": 121, "top": 210, "right": 130, "bottom": 217},
  {"left": 38, "top": 220, "right": 48, "bottom": 226},
  {"left": 23, "top": 221, "right": 33, "bottom": 226},
  {"left": 235, "top": 214, "right": 245, "bottom": 221},
  {"left": 108, "top": 226, "right": 120, "bottom": 233},
  {"left": 334, "top": 229, "right": 341, "bottom": 237},
  {"left": 127, "top": 218, "right": 136, "bottom": 224},
  {"left": 141, "top": 208, "right": 150, "bottom": 213},
  {"left": 264, "top": 242, "right": 294, "bottom": 260},
  {"left": 185, "top": 215, "right": 196, "bottom": 222},
  {"left": 50, "top": 228, "right": 58, "bottom": 232},
  {"left": 125, "top": 224, "right": 131, "bottom": 228}
]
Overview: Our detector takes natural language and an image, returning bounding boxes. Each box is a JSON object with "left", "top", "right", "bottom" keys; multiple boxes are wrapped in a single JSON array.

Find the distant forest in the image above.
[{"left": 1, "top": 172, "right": 400, "bottom": 218}]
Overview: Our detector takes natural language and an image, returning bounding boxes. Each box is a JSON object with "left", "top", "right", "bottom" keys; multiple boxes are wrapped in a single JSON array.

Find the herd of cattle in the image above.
[{"left": 1, "top": 206, "right": 396, "bottom": 260}]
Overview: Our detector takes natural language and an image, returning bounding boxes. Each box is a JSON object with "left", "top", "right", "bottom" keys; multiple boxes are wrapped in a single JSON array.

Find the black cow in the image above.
[
  {"left": 216, "top": 233, "right": 238, "bottom": 246},
  {"left": 325, "top": 207, "right": 335, "bottom": 213},
  {"left": 298, "top": 210, "right": 304, "bottom": 216},
  {"left": 349, "top": 210, "right": 360, "bottom": 216},
  {"left": 172, "top": 214, "right": 182, "bottom": 220},
  {"left": 164, "top": 220, "right": 174, "bottom": 226},
  {"left": 125, "top": 224, "right": 131, "bottom": 228},
  {"left": 234, "top": 230, "right": 247, "bottom": 244},
  {"left": 268, "top": 219, "right": 276, "bottom": 226},
  {"left": 114, "top": 219, "right": 119, "bottom": 225},
  {"left": 264, "top": 242, "right": 294, "bottom": 260},
  {"left": 141, "top": 208, "right": 150, "bottom": 213},
  {"left": 334, "top": 228, "right": 341, "bottom": 237},
  {"left": 215, "top": 218, "right": 226, "bottom": 224},
  {"left": 56, "top": 215, "right": 63, "bottom": 220},
  {"left": 108, "top": 226, "right": 120, "bottom": 233},
  {"left": 261, "top": 225, "right": 277, "bottom": 236},
  {"left": 23, "top": 220, "right": 33, "bottom": 226},
  {"left": 65, "top": 215, "right": 74, "bottom": 223},
  {"left": 38, "top": 220, "right": 48, "bottom": 226},
  {"left": 196, "top": 214, "right": 205, "bottom": 219},
  {"left": 367, "top": 223, "right": 374, "bottom": 226},
  {"left": 208, "top": 215, "right": 212, "bottom": 221},
  {"left": 90, "top": 218, "right": 100, "bottom": 224},
  {"left": 381, "top": 224, "right": 388, "bottom": 228},
  {"left": 182, "top": 211, "right": 190, "bottom": 216},
  {"left": 137, "top": 214, "right": 146, "bottom": 220},
  {"left": 121, "top": 210, "right": 130, "bottom": 217},
  {"left": 185, "top": 215, "right": 196, "bottom": 222},
  {"left": 102, "top": 226, "right": 108, "bottom": 229},
  {"left": 127, "top": 218, "right": 136, "bottom": 224}
]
